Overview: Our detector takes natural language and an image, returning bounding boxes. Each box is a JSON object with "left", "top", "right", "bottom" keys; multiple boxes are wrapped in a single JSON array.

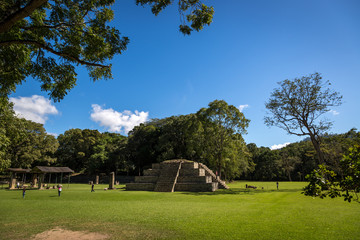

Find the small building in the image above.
[
  {"left": 31, "top": 166, "right": 74, "bottom": 189},
  {"left": 8, "top": 166, "right": 74, "bottom": 189}
]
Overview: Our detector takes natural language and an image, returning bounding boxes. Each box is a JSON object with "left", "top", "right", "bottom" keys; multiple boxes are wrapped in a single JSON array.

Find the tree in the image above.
[
  {"left": 156, "top": 114, "right": 204, "bottom": 162},
  {"left": 247, "top": 144, "right": 280, "bottom": 181},
  {"left": 127, "top": 123, "right": 160, "bottom": 175},
  {"left": 0, "top": 101, "right": 59, "bottom": 170},
  {"left": 277, "top": 144, "right": 301, "bottom": 181},
  {"left": 0, "top": 0, "right": 214, "bottom": 102},
  {"left": 197, "top": 100, "right": 250, "bottom": 178},
  {"left": 303, "top": 145, "right": 360, "bottom": 202},
  {"left": 0, "top": 100, "right": 14, "bottom": 172},
  {"left": 265, "top": 73, "right": 342, "bottom": 164},
  {"left": 6, "top": 119, "right": 59, "bottom": 168},
  {"left": 221, "top": 134, "right": 252, "bottom": 181},
  {"left": 56, "top": 128, "right": 103, "bottom": 173}
]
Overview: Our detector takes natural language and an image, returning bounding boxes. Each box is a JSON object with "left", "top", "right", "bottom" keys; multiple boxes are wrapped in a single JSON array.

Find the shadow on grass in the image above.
[{"left": 180, "top": 188, "right": 302, "bottom": 196}]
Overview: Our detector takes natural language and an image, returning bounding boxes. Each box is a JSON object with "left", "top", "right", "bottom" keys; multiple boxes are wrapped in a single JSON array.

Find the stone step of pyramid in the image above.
[
  {"left": 143, "top": 169, "right": 160, "bottom": 176},
  {"left": 179, "top": 161, "right": 199, "bottom": 169},
  {"left": 177, "top": 175, "right": 212, "bottom": 183},
  {"left": 174, "top": 182, "right": 218, "bottom": 192},
  {"left": 157, "top": 176, "right": 176, "bottom": 183},
  {"left": 134, "top": 176, "right": 158, "bottom": 183},
  {"left": 179, "top": 168, "right": 205, "bottom": 176},
  {"left": 126, "top": 183, "right": 155, "bottom": 191},
  {"left": 152, "top": 163, "right": 160, "bottom": 169},
  {"left": 154, "top": 182, "right": 174, "bottom": 192}
]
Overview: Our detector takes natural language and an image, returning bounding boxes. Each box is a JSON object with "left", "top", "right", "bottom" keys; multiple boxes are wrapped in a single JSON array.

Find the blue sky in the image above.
[{"left": 9, "top": 0, "right": 360, "bottom": 149}]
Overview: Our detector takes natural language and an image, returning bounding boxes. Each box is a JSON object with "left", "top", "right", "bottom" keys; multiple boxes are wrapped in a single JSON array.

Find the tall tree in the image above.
[
  {"left": 265, "top": 73, "right": 342, "bottom": 164},
  {"left": 2, "top": 114, "right": 59, "bottom": 169},
  {"left": 247, "top": 144, "right": 280, "bottom": 181},
  {"left": 0, "top": 0, "right": 214, "bottom": 102},
  {"left": 127, "top": 123, "right": 160, "bottom": 175},
  {"left": 0, "top": 100, "right": 14, "bottom": 172},
  {"left": 197, "top": 100, "right": 250, "bottom": 178},
  {"left": 277, "top": 145, "right": 301, "bottom": 181},
  {"left": 56, "top": 128, "right": 103, "bottom": 173}
]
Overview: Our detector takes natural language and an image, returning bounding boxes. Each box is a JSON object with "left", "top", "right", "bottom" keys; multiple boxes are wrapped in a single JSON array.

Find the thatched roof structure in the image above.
[
  {"left": 31, "top": 166, "right": 74, "bottom": 173},
  {"left": 8, "top": 168, "right": 31, "bottom": 173}
]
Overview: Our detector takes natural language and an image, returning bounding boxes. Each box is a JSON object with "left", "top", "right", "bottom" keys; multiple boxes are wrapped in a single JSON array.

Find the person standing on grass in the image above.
[
  {"left": 276, "top": 181, "right": 279, "bottom": 190},
  {"left": 22, "top": 186, "right": 26, "bottom": 199},
  {"left": 58, "top": 184, "right": 62, "bottom": 197},
  {"left": 91, "top": 183, "right": 95, "bottom": 192}
]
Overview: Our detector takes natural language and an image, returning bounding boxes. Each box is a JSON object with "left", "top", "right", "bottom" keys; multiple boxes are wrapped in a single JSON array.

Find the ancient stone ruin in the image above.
[{"left": 126, "top": 159, "right": 229, "bottom": 192}]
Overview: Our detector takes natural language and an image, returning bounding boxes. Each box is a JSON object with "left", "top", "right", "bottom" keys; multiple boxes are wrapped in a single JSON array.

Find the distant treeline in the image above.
[{"left": 1, "top": 99, "right": 359, "bottom": 181}]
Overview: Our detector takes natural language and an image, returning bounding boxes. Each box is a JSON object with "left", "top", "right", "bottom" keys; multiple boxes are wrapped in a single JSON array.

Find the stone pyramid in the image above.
[{"left": 126, "top": 159, "right": 229, "bottom": 192}]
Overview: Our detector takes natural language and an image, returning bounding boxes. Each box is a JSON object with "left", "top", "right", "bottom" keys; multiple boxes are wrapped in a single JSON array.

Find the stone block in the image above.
[
  {"left": 143, "top": 169, "right": 160, "bottom": 176},
  {"left": 177, "top": 175, "right": 212, "bottom": 183},
  {"left": 152, "top": 163, "right": 160, "bottom": 169},
  {"left": 179, "top": 168, "right": 205, "bottom": 176},
  {"left": 181, "top": 162, "right": 199, "bottom": 169},
  {"left": 135, "top": 176, "right": 158, "bottom": 183},
  {"left": 174, "top": 182, "right": 218, "bottom": 192},
  {"left": 126, "top": 183, "right": 155, "bottom": 191}
]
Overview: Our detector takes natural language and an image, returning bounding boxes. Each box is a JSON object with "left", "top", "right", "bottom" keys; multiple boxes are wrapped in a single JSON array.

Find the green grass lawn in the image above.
[{"left": 0, "top": 181, "right": 359, "bottom": 240}]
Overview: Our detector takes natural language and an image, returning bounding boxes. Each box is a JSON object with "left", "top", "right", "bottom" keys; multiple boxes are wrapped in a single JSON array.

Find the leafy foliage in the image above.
[
  {"left": 265, "top": 72, "right": 342, "bottom": 164},
  {"left": 303, "top": 145, "right": 360, "bottom": 202},
  {"left": 0, "top": 100, "right": 58, "bottom": 171},
  {"left": 196, "top": 100, "right": 250, "bottom": 178},
  {"left": 0, "top": 0, "right": 213, "bottom": 102},
  {"left": 136, "top": 0, "right": 214, "bottom": 35},
  {"left": 56, "top": 129, "right": 127, "bottom": 174}
]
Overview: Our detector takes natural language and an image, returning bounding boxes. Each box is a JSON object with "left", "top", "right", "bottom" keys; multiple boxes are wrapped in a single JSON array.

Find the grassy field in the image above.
[{"left": 0, "top": 181, "right": 359, "bottom": 240}]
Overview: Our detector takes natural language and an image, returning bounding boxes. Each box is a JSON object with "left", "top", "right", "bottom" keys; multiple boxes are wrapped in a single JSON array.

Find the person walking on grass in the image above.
[
  {"left": 58, "top": 184, "right": 62, "bottom": 197},
  {"left": 91, "top": 183, "right": 95, "bottom": 192},
  {"left": 22, "top": 186, "right": 26, "bottom": 199}
]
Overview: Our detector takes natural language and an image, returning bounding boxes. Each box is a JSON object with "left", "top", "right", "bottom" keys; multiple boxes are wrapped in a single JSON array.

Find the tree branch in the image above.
[
  {"left": 0, "top": 39, "right": 108, "bottom": 68},
  {"left": 0, "top": 0, "right": 48, "bottom": 34}
]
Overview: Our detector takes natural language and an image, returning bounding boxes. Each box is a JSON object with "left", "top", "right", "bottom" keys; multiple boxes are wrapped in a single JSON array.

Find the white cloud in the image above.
[
  {"left": 47, "top": 132, "right": 59, "bottom": 137},
  {"left": 9, "top": 95, "right": 59, "bottom": 124},
  {"left": 90, "top": 104, "right": 149, "bottom": 134},
  {"left": 238, "top": 104, "right": 249, "bottom": 112},
  {"left": 270, "top": 142, "right": 291, "bottom": 150},
  {"left": 329, "top": 110, "right": 339, "bottom": 116}
]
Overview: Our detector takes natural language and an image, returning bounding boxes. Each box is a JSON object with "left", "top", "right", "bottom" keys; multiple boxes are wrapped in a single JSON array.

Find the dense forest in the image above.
[{"left": 1, "top": 99, "right": 359, "bottom": 181}]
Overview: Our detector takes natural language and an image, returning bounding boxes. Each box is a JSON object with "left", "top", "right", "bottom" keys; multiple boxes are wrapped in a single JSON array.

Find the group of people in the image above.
[
  {"left": 21, "top": 184, "right": 63, "bottom": 199},
  {"left": 21, "top": 182, "right": 97, "bottom": 199}
]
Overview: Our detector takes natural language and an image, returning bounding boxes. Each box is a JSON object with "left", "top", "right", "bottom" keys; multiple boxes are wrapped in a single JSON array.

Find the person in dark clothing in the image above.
[
  {"left": 22, "top": 186, "right": 26, "bottom": 199},
  {"left": 91, "top": 183, "right": 95, "bottom": 192},
  {"left": 276, "top": 181, "right": 279, "bottom": 190}
]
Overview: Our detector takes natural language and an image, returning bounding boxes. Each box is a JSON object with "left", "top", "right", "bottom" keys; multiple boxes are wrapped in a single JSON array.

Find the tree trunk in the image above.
[
  {"left": 287, "top": 170, "right": 292, "bottom": 181},
  {"left": 309, "top": 135, "right": 324, "bottom": 164}
]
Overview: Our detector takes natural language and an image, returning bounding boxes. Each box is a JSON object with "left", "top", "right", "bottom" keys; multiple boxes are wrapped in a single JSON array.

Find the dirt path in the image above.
[{"left": 32, "top": 227, "right": 109, "bottom": 240}]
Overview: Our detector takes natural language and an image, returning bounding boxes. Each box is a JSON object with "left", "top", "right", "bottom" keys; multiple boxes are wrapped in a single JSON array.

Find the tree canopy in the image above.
[
  {"left": 0, "top": 99, "right": 58, "bottom": 171},
  {"left": 265, "top": 72, "right": 342, "bottom": 164},
  {"left": 0, "top": 0, "right": 214, "bottom": 102},
  {"left": 197, "top": 100, "right": 250, "bottom": 178}
]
